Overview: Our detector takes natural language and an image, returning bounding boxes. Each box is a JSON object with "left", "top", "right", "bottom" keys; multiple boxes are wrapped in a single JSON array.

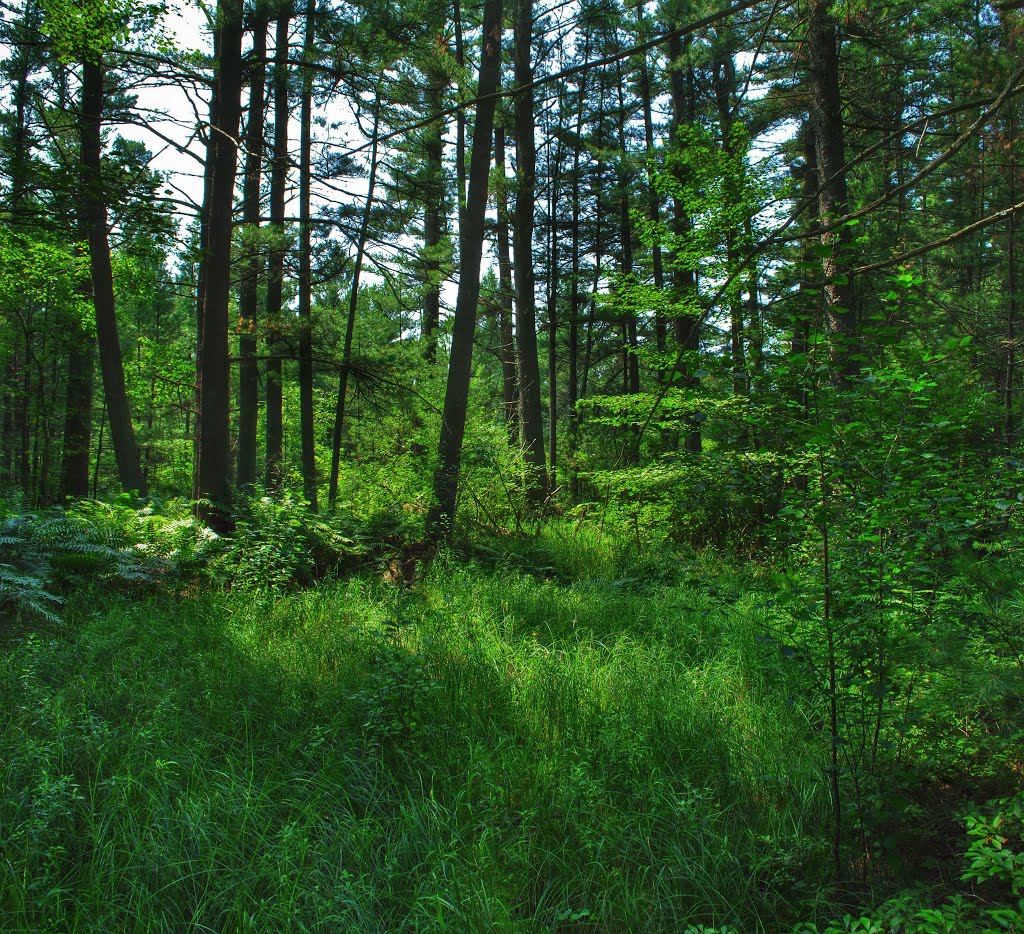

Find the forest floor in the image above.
[{"left": 0, "top": 541, "right": 840, "bottom": 933}]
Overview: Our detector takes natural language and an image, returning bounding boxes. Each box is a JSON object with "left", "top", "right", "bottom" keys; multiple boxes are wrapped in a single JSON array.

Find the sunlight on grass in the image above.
[{"left": 0, "top": 560, "right": 831, "bottom": 932}]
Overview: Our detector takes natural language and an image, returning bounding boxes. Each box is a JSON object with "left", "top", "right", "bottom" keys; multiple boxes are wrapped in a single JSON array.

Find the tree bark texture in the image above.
[
  {"left": 264, "top": 11, "right": 290, "bottom": 491},
  {"left": 298, "top": 0, "right": 318, "bottom": 508},
  {"left": 236, "top": 16, "right": 268, "bottom": 491},
  {"left": 195, "top": 0, "right": 243, "bottom": 513},
  {"left": 80, "top": 59, "right": 147, "bottom": 496},
  {"left": 512, "top": 0, "right": 547, "bottom": 504},
  {"left": 425, "top": 0, "right": 503, "bottom": 544}
]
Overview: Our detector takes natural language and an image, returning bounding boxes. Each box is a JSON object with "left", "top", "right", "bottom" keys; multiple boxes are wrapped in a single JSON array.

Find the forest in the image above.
[{"left": 1, "top": 0, "right": 1023, "bottom": 929}]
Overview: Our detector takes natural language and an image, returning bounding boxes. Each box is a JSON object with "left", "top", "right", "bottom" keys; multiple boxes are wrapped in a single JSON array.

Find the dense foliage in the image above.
[{"left": 1, "top": 0, "right": 1023, "bottom": 928}]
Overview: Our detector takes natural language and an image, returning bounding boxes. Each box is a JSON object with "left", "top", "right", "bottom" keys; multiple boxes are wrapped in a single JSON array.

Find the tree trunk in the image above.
[
  {"left": 421, "top": 72, "right": 446, "bottom": 362},
  {"left": 794, "top": 120, "right": 819, "bottom": 414},
  {"left": 80, "top": 59, "right": 147, "bottom": 496},
  {"left": 636, "top": 2, "right": 667, "bottom": 369},
  {"left": 807, "top": 0, "right": 856, "bottom": 385},
  {"left": 713, "top": 45, "right": 747, "bottom": 398},
  {"left": 547, "top": 136, "right": 561, "bottom": 488},
  {"left": 567, "top": 48, "right": 589, "bottom": 501},
  {"left": 59, "top": 324, "right": 94, "bottom": 498},
  {"left": 298, "top": 0, "right": 318, "bottom": 508},
  {"left": 495, "top": 123, "right": 520, "bottom": 439},
  {"left": 453, "top": 0, "right": 467, "bottom": 219},
  {"left": 236, "top": 16, "right": 269, "bottom": 490},
  {"left": 667, "top": 32, "right": 702, "bottom": 454},
  {"left": 425, "top": 0, "right": 503, "bottom": 544},
  {"left": 265, "top": 10, "right": 290, "bottom": 491},
  {"left": 328, "top": 103, "right": 381, "bottom": 507},
  {"left": 194, "top": 0, "right": 243, "bottom": 516},
  {"left": 512, "top": 0, "right": 547, "bottom": 504},
  {"left": 615, "top": 68, "right": 640, "bottom": 398}
]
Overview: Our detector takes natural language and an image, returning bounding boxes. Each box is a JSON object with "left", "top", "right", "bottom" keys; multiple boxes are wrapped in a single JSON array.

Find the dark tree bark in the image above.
[
  {"left": 195, "top": 0, "right": 244, "bottom": 514},
  {"left": 59, "top": 310, "right": 94, "bottom": 497},
  {"left": 80, "top": 59, "right": 147, "bottom": 495},
  {"left": 567, "top": 49, "right": 588, "bottom": 501},
  {"left": 495, "top": 122, "right": 520, "bottom": 439},
  {"left": 264, "top": 10, "right": 290, "bottom": 491},
  {"left": 512, "top": 0, "right": 547, "bottom": 504},
  {"left": 236, "top": 16, "right": 269, "bottom": 491},
  {"left": 807, "top": 0, "right": 856, "bottom": 385},
  {"left": 298, "top": 0, "right": 318, "bottom": 508},
  {"left": 328, "top": 103, "right": 381, "bottom": 507},
  {"left": 425, "top": 0, "right": 503, "bottom": 544},
  {"left": 547, "top": 136, "right": 561, "bottom": 487},
  {"left": 453, "top": 0, "right": 467, "bottom": 220},
  {"left": 0, "top": 361, "right": 14, "bottom": 487}
]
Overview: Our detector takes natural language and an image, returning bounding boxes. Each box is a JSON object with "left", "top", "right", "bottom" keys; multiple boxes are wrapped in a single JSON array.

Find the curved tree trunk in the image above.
[{"left": 80, "top": 59, "right": 146, "bottom": 496}]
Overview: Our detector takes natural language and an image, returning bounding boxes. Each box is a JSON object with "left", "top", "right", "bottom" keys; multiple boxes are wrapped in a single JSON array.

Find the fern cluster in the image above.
[{"left": 0, "top": 503, "right": 172, "bottom": 623}]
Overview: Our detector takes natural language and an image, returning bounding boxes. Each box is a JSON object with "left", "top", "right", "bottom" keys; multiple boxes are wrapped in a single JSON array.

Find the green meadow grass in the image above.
[{"left": 0, "top": 550, "right": 831, "bottom": 932}]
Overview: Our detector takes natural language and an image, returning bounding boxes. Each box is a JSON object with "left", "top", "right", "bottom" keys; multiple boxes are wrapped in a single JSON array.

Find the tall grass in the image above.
[{"left": 0, "top": 553, "right": 830, "bottom": 932}]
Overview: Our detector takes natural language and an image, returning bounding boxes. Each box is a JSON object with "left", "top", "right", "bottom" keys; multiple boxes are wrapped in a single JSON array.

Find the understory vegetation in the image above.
[{"left": 0, "top": 497, "right": 1021, "bottom": 932}]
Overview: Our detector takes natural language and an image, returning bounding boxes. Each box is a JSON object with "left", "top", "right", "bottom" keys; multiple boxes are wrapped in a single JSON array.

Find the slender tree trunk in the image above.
[
  {"left": 1006, "top": 108, "right": 1018, "bottom": 449},
  {"left": 59, "top": 237, "right": 94, "bottom": 498},
  {"left": 547, "top": 142, "right": 560, "bottom": 488},
  {"left": 567, "top": 52, "right": 588, "bottom": 501},
  {"left": 80, "top": 59, "right": 147, "bottom": 495},
  {"left": 807, "top": 0, "right": 856, "bottom": 385},
  {"left": 5, "top": 0, "right": 35, "bottom": 221},
  {"left": 512, "top": 0, "right": 547, "bottom": 503},
  {"left": 421, "top": 73, "right": 446, "bottom": 362},
  {"left": 495, "top": 123, "right": 520, "bottom": 438},
  {"left": 194, "top": 0, "right": 243, "bottom": 516},
  {"left": 0, "top": 361, "right": 14, "bottom": 486},
  {"left": 615, "top": 69, "right": 640, "bottom": 398},
  {"left": 92, "top": 403, "right": 105, "bottom": 498},
  {"left": 714, "top": 47, "right": 747, "bottom": 397},
  {"left": 667, "top": 32, "right": 702, "bottom": 454},
  {"left": 59, "top": 327, "right": 94, "bottom": 498},
  {"left": 636, "top": 2, "right": 667, "bottom": 368},
  {"left": 265, "top": 11, "right": 290, "bottom": 491},
  {"left": 236, "top": 17, "right": 269, "bottom": 490},
  {"left": 425, "top": 0, "right": 503, "bottom": 544},
  {"left": 298, "top": 0, "right": 318, "bottom": 508},
  {"left": 793, "top": 120, "right": 819, "bottom": 414},
  {"left": 328, "top": 103, "right": 381, "bottom": 507},
  {"left": 453, "top": 0, "right": 467, "bottom": 220},
  {"left": 16, "top": 355, "right": 29, "bottom": 493}
]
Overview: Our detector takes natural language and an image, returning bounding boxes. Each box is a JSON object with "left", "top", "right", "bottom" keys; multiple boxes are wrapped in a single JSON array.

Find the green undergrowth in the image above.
[{"left": 1, "top": 555, "right": 832, "bottom": 932}]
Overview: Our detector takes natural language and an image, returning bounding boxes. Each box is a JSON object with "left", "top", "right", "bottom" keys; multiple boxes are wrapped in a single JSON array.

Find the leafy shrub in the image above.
[
  {"left": 780, "top": 794, "right": 1024, "bottom": 934},
  {"left": 210, "top": 492, "right": 365, "bottom": 591}
]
